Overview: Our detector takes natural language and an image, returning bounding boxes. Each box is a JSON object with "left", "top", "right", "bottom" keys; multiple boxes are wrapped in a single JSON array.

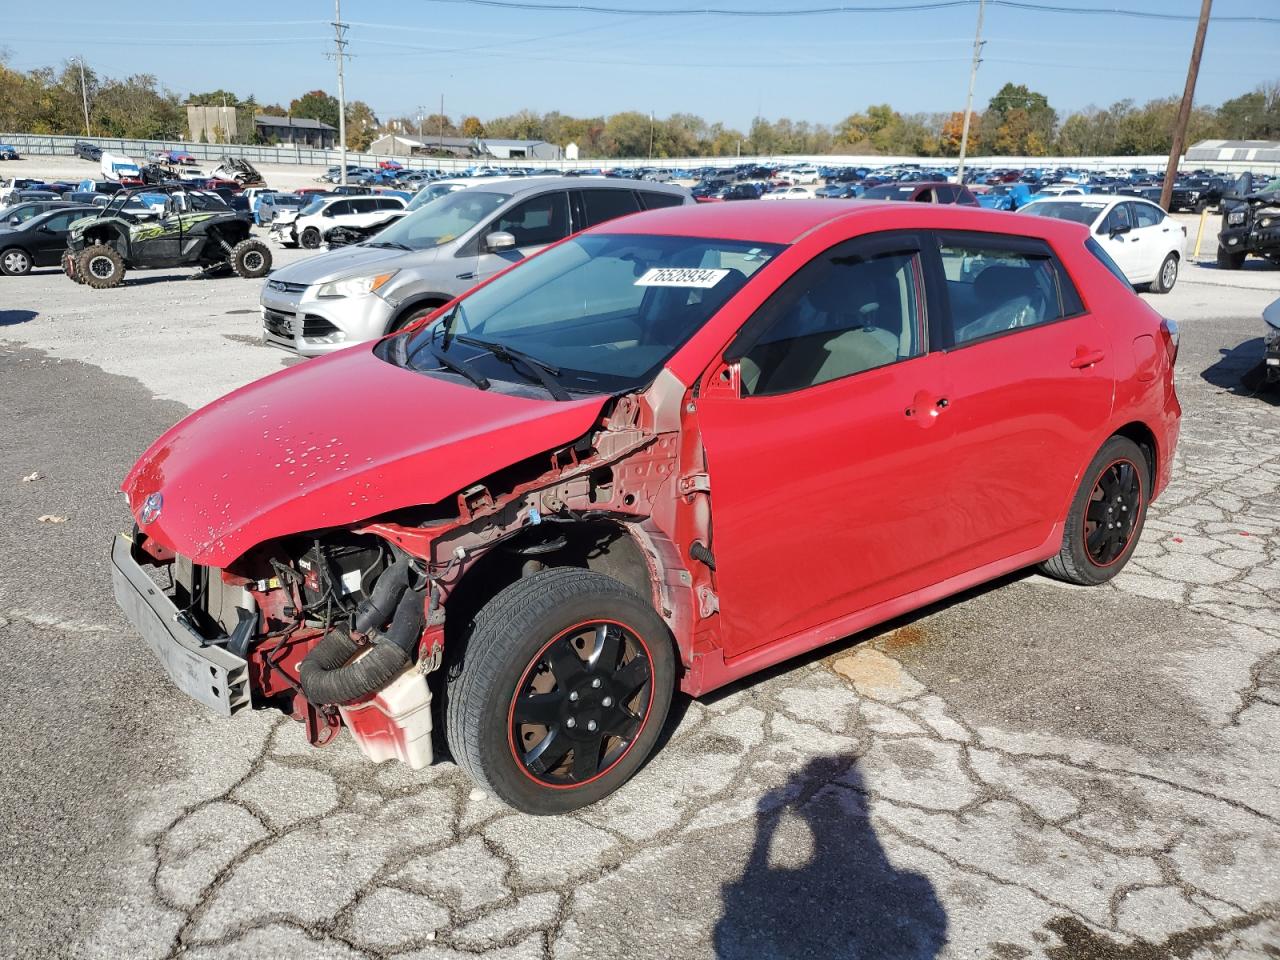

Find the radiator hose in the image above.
[{"left": 298, "top": 560, "right": 425, "bottom": 706}]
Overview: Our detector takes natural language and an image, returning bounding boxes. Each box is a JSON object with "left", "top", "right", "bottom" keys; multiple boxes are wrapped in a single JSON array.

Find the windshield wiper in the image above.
[
  {"left": 454, "top": 335, "right": 571, "bottom": 401},
  {"left": 366, "top": 240, "right": 410, "bottom": 250},
  {"left": 395, "top": 327, "right": 489, "bottom": 389},
  {"left": 429, "top": 344, "right": 490, "bottom": 390}
]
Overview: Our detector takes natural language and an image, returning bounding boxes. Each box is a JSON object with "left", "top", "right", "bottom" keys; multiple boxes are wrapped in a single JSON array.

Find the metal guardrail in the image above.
[{"left": 2, "top": 133, "right": 1277, "bottom": 176}]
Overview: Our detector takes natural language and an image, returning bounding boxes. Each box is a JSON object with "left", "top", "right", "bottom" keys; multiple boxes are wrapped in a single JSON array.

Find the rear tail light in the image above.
[{"left": 1161, "top": 317, "right": 1180, "bottom": 365}]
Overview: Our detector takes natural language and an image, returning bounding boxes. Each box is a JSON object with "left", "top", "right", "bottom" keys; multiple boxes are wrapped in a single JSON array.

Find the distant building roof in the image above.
[
  {"left": 1187, "top": 139, "right": 1280, "bottom": 163},
  {"left": 481, "top": 138, "right": 553, "bottom": 148},
  {"left": 256, "top": 114, "right": 336, "bottom": 131}
]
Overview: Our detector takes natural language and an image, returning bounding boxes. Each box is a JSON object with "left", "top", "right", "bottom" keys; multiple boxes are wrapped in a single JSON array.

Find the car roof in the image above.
[
  {"left": 593, "top": 198, "right": 1096, "bottom": 246},
  {"left": 466, "top": 176, "right": 688, "bottom": 198},
  {"left": 1022, "top": 195, "right": 1133, "bottom": 213}
]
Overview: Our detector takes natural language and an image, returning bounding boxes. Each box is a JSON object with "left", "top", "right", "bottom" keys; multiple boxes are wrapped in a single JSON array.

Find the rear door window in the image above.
[
  {"left": 581, "top": 189, "right": 641, "bottom": 228},
  {"left": 639, "top": 191, "right": 684, "bottom": 210},
  {"left": 935, "top": 234, "right": 1084, "bottom": 346},
  {"left": 1132, "top": 202, "right": 1163, "bottom": 229}
]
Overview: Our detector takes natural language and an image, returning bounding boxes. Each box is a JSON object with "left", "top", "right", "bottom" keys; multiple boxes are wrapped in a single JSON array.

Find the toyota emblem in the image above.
[{"left": 139, "top": 492, "right": 163, "bottom": 525}]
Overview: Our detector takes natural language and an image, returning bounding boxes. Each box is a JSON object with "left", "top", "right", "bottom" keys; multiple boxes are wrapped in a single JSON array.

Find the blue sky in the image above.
[{"left": 3, "top": 1, "right": 1277, "bottom": 130}]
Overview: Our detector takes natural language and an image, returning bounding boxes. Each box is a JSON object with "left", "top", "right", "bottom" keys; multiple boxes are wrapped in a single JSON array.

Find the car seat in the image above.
[{"left": 959, "top": 264, "right": 1047, "bottom": 341}]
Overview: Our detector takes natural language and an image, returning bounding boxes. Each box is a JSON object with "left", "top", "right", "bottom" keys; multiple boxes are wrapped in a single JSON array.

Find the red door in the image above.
[
  {"left": 694, "top": 234, "right": 965, "bottom": 659},
  {"left": 929, "top": 231, "right": 1114, "bottom": 566}
]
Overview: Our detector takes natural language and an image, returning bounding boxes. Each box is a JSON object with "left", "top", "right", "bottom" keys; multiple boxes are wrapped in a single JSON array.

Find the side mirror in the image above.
[
  {"left": 485, "top": 230, "right": 516, "bottom": 252},
  {"left": 1109, "top": 223, "right": 1131, "bottom": 237},
  {"left": 7, "top": 216, "right": 18, "bottom": 226}
]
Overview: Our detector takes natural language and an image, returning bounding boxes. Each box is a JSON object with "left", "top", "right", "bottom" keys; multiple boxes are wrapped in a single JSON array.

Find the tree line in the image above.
[{"left": 2, "top": 55, "right": 1277, "bottom": 159}]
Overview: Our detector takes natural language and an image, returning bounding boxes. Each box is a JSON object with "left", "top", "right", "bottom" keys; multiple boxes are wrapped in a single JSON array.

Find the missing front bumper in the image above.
[{"left": 110, "top": 535, "right": 251, "bottom": 717}]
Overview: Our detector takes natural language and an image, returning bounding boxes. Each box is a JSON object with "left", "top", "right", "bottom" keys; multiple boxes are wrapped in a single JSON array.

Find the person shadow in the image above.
[{"left": 714, "top": 756, "right": 947, "bottom": 960}]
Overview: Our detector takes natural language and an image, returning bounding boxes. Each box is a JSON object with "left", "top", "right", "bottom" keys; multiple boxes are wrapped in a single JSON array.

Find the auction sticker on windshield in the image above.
[{"left": 635, "top": 267, "right": 729, "bottom": 288}]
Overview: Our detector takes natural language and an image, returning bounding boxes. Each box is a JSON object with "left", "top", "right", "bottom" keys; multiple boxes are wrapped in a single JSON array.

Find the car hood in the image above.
[
  {"left": 270, "top": 244, "right": 435, "bottom": 286},
  {"left": 122, "top": 345, "right": 608, "bottom": 567}
]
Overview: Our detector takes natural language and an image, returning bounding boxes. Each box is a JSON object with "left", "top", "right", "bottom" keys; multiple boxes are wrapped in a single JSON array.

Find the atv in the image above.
[
  {"left": 62, "top": 185, "right": 272, "bottom": 288},
  {"left": 1217, "top": 172, "right": 1280, "bottom": 270}
]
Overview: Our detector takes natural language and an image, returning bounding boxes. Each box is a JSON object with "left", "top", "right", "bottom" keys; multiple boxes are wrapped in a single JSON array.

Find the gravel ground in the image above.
[{"left": 1, "top": 176, "right": 1278, "bottom": 959}]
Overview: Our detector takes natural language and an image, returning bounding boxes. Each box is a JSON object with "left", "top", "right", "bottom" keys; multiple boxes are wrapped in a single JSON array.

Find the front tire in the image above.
[
  {"left": 1040, "top": 435, "right": 1149, "bottom": 586},
  {"left": 445, "top": 568, "right": 676, "bottom": 814},
  {"left": 230, "top": 238, "right": 272, "bottom": 279},
  {"left": 79, "top": 244, "right": 125, "bottom": 288},
  {"left": 300, "top": 227, "right": 321, "bottom": 249},
  {"left": 1151, "top": 253, "right": 1178, "bottom": 293},
  {"left": 386, "top": 303, "right": 445, "bottom": 335},
  {"left": 1, "top": 247, "right": 32, "bottom": 276},
  {"left": 1217, "top": 245, "right": 1246, "bottom": 270}
]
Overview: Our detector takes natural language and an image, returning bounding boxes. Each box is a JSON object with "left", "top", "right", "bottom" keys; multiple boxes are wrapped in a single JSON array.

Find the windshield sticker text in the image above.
[{"left": 635, "top": 267, "right": 730, "bottom": 288}]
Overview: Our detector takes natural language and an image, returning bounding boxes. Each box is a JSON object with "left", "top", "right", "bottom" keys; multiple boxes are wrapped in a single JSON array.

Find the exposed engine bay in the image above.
[{"left": 120, "top": 375, "right": 713, "bottom": 768}]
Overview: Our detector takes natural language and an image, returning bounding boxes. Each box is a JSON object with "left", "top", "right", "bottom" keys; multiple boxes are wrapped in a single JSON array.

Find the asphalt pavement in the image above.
[{"left": 1, "top": 224, "right": 1278, "bottom": 960}]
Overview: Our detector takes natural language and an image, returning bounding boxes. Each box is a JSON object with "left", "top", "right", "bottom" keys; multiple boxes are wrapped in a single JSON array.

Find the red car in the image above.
[{"left": 112, "top": 201, "right": 1180, "bottom": 813}]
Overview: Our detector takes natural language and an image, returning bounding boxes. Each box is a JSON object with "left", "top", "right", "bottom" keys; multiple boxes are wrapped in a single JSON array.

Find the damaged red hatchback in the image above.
[{"left": 113, "top": 201, "right": 1180, "bottom": 813}]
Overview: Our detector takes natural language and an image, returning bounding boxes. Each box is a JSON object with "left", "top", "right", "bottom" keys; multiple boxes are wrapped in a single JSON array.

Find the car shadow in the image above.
[
  {"left": 1193, "top": 258, "right": 1278, "bottom": 272},
  {"left": 0, "top": 309, "right": 37, "bottom": 327},
  {"left": 714, "top": 756, "right": 947, "bottom": 959},
  {"left": 1201, "top": 337, "right": 1279, "bottom": 405}
]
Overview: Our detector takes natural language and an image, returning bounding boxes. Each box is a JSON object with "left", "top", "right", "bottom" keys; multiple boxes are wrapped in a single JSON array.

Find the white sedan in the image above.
[
  {"left": 762, "top": 185, "right": 816, "bottom": 201},
  {"left": 1020, "top": 196, "right": 1187, "bottom": 292}
]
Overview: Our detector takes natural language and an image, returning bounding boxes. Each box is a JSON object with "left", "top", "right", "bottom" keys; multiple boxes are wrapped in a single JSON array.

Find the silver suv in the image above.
[{"left": 260, "top": 177, "right": 691, "bottom": 355}]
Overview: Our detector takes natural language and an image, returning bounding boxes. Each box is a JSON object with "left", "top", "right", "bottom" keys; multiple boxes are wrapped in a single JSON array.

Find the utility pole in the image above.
[
  {"left": 648, "top": 111, "right": 655, "bottom": 163},
  {"left": 417, "top": 105, "right": 426, "bottom": 140},
  {"left": 327, "top": 0, "right": 350, "bottom": 184},
  {"left": 72, "top": 57, "right": 91, "bottom": 137},
  {"left": 956, "top": 0, "right": 986, "bottom": 185},
  {"left": 1162, "top": 0, "right": 1212, "bottom": 211},
  {"left": 439, "top": 93, "right": 445, "bottom": 152}
]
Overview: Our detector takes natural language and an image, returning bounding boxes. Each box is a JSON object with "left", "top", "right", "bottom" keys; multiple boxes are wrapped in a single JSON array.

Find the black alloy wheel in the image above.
[
  {"left": 1083, "top": 459, "right": 1142, "bottom": 567},
  {"left": 510, "top": 621, "right": 653, "bottom": 786},
  {"left": 1040, "top": 435, "right": 1149, "bottom": 586},
  {"left": 445, "top": 568, "right": 676, "bottom": 814}
]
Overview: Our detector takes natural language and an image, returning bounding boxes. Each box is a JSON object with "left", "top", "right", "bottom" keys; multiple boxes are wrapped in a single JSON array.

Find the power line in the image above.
[{"left": 414, "top": 0, "right": 1280, "bottom": 23}]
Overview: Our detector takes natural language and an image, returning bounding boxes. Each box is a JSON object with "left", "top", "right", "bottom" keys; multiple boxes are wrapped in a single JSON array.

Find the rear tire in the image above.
[
  {"left": 230, "top": 238, "right": 272, "bottom": 279},
  {"left": 1151, "top": 253, "right": 1178, "bottom": 293},
  {"left": 444, "top": 568, "right": 676, "bottom": 814},
  {"left": 79, "top": 244, "right": 125, "bottom": 288},
  {"left": 1039, "top": 435, "right": 1149, "bottom": 586},
  {"left": 1217, "top": 245, "right": 1246, "bottom": 270},
  {"left": 300, "top": 227, "right": 321, "bottom": 249},
  {"left": 1, "top": 247, "right": 32, "bottom": 276}
]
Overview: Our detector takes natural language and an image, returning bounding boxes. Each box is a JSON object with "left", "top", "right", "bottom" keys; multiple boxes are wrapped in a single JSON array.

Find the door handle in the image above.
[
  {"left": 1070, "top": 349, "right": 1106, "bottom": 369},
  {"left": 456, "top": 271, "right": 475, "bottom": 280},
  {"left": 904, "top": 391, "right": 948, "bottom": 427}
]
